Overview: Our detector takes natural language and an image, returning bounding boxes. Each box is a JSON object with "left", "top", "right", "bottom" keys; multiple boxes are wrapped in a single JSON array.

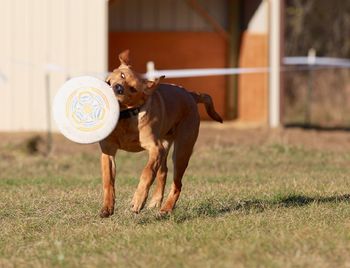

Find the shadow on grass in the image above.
[
  {"left": 285, "top": 123, "right": 350, "bottom": 132},
  {"left": 136, "top": 193, "right": 350, "bottom": 224}
]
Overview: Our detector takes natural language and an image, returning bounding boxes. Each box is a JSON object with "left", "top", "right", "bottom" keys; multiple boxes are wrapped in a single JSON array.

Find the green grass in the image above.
[{"left": 1, "top": 130, "right": 350, "bottom": 267}]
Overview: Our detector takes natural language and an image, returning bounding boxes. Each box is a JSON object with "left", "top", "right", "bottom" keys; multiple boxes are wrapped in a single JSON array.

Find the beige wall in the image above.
[{"left": 0, "top": 0, "right": 108, "bottom": 131}]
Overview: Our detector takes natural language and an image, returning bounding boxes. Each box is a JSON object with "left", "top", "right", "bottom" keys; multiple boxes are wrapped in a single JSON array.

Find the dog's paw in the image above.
[
  {"left": 99, "top": 207, "right": 114, "bottom": 218},
  {"left": 131, "top": 197, "right": 147, "bottom": 213},
  {"left": 131, "top": 192, "right": 148, "bottom": 213},
  {"left": 131, "top": 203, "right": 143, "bottom": 214},
  {"left": 147, "top": 198, "right": 162, "bottom": 209},
  {"left": 159, "top": 204, "right": 173, "bottom": 215}
]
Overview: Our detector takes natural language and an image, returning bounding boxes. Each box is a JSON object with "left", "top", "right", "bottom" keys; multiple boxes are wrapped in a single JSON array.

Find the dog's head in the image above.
[{"left": 106, "top": 50, "right": 165, "bottom": 109}]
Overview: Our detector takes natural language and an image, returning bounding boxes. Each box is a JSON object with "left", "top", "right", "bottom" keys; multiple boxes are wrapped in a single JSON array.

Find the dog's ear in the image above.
[
  {"left": 143, "top": 75, "right": 165, "bottom": 95},
  {"left": 118, "top": 49, "right": 131, "bottom": 66}
]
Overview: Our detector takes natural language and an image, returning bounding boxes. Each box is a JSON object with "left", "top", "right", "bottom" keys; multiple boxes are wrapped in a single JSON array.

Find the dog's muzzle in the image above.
[{"left": 113, "top": 84, "right": 124, "bottom": 95}]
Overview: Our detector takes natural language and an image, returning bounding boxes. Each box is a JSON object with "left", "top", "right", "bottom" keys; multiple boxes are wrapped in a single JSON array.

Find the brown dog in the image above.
[{"left": 99, "top": 50, "right": 222, "bottom": 217}]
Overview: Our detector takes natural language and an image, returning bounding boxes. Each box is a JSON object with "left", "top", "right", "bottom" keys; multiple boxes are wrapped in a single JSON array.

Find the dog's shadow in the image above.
[{"left": 136, "top": 193, "right": 350, "bottom": 224}]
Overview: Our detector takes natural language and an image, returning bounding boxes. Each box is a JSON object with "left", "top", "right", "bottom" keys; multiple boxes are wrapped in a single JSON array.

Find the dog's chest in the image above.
[{"left": 113, "top": 119, "right": 143, "bottom": 152}]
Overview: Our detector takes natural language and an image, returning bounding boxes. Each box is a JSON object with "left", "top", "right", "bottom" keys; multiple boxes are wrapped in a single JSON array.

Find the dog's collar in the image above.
[{"left": 119, "top": 107, "right": 141, "bottom": 119}]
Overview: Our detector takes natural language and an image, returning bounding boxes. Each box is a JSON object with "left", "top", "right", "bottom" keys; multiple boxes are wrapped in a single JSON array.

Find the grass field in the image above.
[{"left": 1, "top": 124, "right": 350, "bottom": 267}]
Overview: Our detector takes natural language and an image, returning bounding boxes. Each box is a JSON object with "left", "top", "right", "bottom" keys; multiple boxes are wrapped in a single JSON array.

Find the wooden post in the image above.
[
  {"left": 45, "top": 73, "right": 52, "bottom": 155},
  {"left": 279, "top": 0, "right": 285, "bottom": 126},
  {"left": 268, "top": 0, "right": 282, "bottom": 128},
  {"left": 226, "top": 0, "right": 241, "bottom": 120}
]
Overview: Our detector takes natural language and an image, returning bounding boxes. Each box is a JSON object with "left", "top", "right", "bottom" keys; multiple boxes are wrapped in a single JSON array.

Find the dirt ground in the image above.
[{"left": 2, "top": 122, "right": 350, "bottom": 155}]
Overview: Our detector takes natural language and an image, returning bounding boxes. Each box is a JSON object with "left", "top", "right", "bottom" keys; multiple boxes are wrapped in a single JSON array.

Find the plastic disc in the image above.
[{"left": 53, "top": 76, "right": 119, "bottom": 144}]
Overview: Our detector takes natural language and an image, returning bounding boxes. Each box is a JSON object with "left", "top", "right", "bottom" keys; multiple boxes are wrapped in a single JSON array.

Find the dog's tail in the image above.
[{"left": 190, "top": 92, "right": 223, "bottom": 123}]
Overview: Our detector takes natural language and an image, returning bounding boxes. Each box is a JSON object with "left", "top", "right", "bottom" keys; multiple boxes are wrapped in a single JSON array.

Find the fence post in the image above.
[
  {"left": 305, "top": 48, "right": 316, "bottom": 126},
  {"left": 269, "top": 0, "right": 282, "bottom": 128},
  {"left": 146, "top": 61, "right": 156, "bottom": 81},
  {"left": 45, "top": 72, "right": 52, "bottom": 155}
]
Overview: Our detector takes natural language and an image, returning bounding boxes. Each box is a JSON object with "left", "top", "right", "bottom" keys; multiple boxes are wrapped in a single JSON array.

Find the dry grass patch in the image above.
[{"left": 1, "top": 127, "right": 350, "bottom": 267}]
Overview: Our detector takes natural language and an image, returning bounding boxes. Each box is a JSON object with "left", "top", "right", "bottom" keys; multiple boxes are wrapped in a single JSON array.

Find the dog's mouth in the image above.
[
  {"left": 112, "top": 84, "right": 138, "bottom": 95},
  {"left": 111, "top": 83, "right": 143, "bottom": 109},
  {"left": 129, "top": 86, "right": 137, "bottom": 93}
]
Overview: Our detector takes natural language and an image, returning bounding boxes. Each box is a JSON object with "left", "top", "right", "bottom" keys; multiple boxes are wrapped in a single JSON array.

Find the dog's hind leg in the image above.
[
  {"left": 99, "top": 141, "right": 118, "bottom": 218},
  {"left": 131, "top": 143, "right": 166, "bottom": 213},
  {"left": 148, "top": 139, "right": 173, "bottom": 209},
  {"left": 160, "top": 119, "right": 199, "bottom": 213}
]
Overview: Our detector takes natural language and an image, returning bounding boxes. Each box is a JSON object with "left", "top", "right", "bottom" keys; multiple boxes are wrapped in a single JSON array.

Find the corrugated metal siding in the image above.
[
  {"left": 109, "top": 0, "right": 228, "bottom": 31},
  {"left": 0, "top": 0, "right": 108, "bottom": 131}
]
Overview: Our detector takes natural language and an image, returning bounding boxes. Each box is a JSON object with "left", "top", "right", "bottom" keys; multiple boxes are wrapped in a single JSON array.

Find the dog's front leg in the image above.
[
  {"left": 131, "top": 145, "right": 165, "bottom": 213},
  {"left": 99, "top": 142, "right": 117, "bottom": 218}
]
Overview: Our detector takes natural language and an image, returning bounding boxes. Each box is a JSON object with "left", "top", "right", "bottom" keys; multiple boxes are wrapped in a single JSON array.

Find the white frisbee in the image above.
[{"left": 53, "top": 76, "right": 119, "bottom": 144}]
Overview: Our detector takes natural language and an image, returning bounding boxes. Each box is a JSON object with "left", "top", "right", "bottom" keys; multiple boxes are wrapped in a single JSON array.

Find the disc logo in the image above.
[{"left": 66, "top": 87, "right": 109, "bottom": 131}]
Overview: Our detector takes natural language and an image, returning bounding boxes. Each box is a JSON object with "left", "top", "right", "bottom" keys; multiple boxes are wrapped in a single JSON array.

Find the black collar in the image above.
[{"left": 119, "top": 107, "right": 141, "bottom": 119}]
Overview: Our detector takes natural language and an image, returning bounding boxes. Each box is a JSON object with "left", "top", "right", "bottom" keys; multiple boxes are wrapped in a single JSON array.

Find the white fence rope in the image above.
[
  {"left": 144, "top": 56, "right": 350, "bottom": 80},
  {"left": 144, "top": 67, "right": 270, "bottom": 79},
  {"left": 1, "top": 56, "right": 350, "bottom": 83},
  {"left": 284, "top": 56, "right": 350, "bottom": 68}
]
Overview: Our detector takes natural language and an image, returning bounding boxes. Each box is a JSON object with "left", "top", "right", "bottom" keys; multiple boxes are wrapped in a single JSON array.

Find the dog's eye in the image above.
[
  {"left": 121, "top": 73, "right": 125, "bottom": 79},
  {"left": 129, "top": 87, "right": 137, "bottom": 93}
]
